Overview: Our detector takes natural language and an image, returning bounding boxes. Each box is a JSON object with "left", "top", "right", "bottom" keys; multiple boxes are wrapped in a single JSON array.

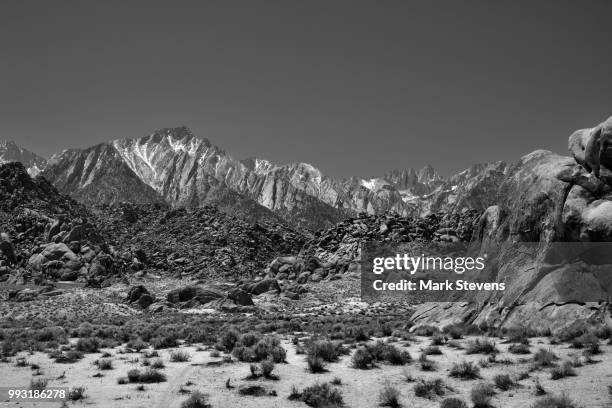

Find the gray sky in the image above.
[{"left": 1, "top": 0, "right": 611, "bottom": 178}]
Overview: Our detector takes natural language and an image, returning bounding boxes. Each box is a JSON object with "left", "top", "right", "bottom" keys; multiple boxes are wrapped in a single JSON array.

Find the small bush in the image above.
[
  {"left": 465, "top": 339, "right": 498, "bottom": 355},
  {"left": 253, "top": 336, "right": 286, "bottom": 363},
  {"left": 532, "top": 393, "right": 577, "bottom": 408},
  {"left": 217, "top": 327, "right": 240, "bottom": 352},
  {"left": 127, "top": 369, "right": 141, "bottom": 383},
  {"left": 550, "top": 361, "right": 576, "bottom": 380},
  {"left": 150, "top": 335, "right": 178, "bottom": 350},
  {"left": 307, "top": 340, "right": 347, "bottom": 363},
  {"left": 413, "top": 325, "right": 439, "bottom": 337},
  {"left": 418, "top": 353, "right": 436, "bottom": 371},
  {"left": 493, "top": 374, "right": 515, "bottom": 390},
  {"left": 75, "top": 337, "right": 100, "bottom": 353},
  {"left": 431, "top": 335, "right": 446, "bottom": 345},
  {"left": 95, "top": 358, "right": 113, "bottom": 370},
  {"left": 449, "top": 361, "right": 480, "bottom": 380},
  {"left": 170, "top": 350, "right": 191, "bottom": 362},
  {"left": 151, "top": 359, "right": 165, "bottom": 369},
  {"left": 261, "top": 358, "right": 276, "bottom": 379},
  {"left": 30, "top": 377, "right": 48, "bottom": 390},
  {"left": 414, "top": 378, "right": 446, "bottom": 399},
  {"left": 508, "top": 343, "right": 530, "bottom": 354},
  {"left": 307, "top": 355, "right": 327, "bottom": 373},
  {"left": 300, "top": 382, "right": 344, "bottom": 407},
  {"left": 67, "top": 386, "right": 86, "bottom": 401},
  {"left": 379, "top": 383, "right": 401, "bottom": 408},
  {"left": 533, "top": 348, "right": 558, "bottom": 369},
  {"left": 440, "top": 397, "right": 468, "bottom": 408},
  {"left": 181, "top": 391, "right": 212, "bottom": 408},
  {"left": 351, "top": 347, "right": 374, "bottom": 369},
  {"left": 126, "top": 338, "right": 148, "bottom": 351},
  {"left": 423, "top": 345, "right": 443, "bottom": 355},
  {"left": 138, "top": 368, "right": 167, "bottom": 383},
  {"left": 470, "top": 383, "right": 495, "bottom": 408}
]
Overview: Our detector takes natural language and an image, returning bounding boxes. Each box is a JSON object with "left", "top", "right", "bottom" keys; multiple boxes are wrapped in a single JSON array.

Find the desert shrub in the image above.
[
  {"left": 449, "top": 361, "right": 480, "bottom": 379},
  {"left": 252, "top": 336, "right": 286, "bottom": 362},
  {"left": 217, "top": 327, "right": 240, "bottom": 352},
  {"left": 550, "top": 361, "right": 576, "bottom": 380},
  {"left": 423, "top": 345, "right": 443, "bottom": 355},
  {"left": 181, "top": 391, "right": 212, "bottom": 408},
  {"left": 76, "top": 337, "right": 100, "bottom": 353},
  {"left": 330, "top": 377, "right": 342, "bottom": 385},
  {"left": 532, "top": 393, "right": 577, "bottom": 408},
  {"left": 465, "top": 339, "right": 498, "bottom": 355},
  {"left": 232, "top": 345, "right": 256, "bottom": 362},
  {"left": 151, "top": 359, "right": 165, "bottom": 369},
  {"left": 493, "top": 374, "right": 515, "bottom": 390},
  {"left": 418, "top": 353, "right": 436, "bottom": 371},
  {"left": 95, "top": 358, "right": 113, "bottom": 370},
  {"left": 351, "top": 347, "right": 374, "bottom": 369},
  {"left": 137, "top": 368, "right": 167, "bottom": 383},
  {"left": 443, "top": 325, "right": 465, "bottom": 340},
  {"left": 594, "top": 325, "right": 611, "bottom": 339},
  {"left": 30, "top": 377, "right": 48, "bottom": 390},
  {"left": 239, "top": 332, "right": 262, "bottom": 348},
  {"left": 571, "top": 333, "right": 599, "bottom": 350},
  {"left": 354, "top": 326, "right": 369, "bottom": 342},
  {"left": 150, "top": 335, "right": 178, "bottom": 349},
  {"left": 77, "top": 322, "right": 93, "bottom": 338},
  {"left": 261, "top": 358, "right": 276, "bottom": 378},
  {"left": 365, "top": 341, "right": 410, "bottom": 365},
  {"left": 170, "top": 350, "right": 191, "bottom": 362},
  {"left": 413, "top": 325, "right": 439, "bottom": 337},
  {"left": 414, "top": 378, "right": 446, "bottom": 399},
  {"left": 431, "top": 334, "right": 446, "bottom": 345},
  {"left": 127, "top": 338, "right": 148, "bottom": 351},
  {"left": 307, "top": 354, "right": 327, "bottom": 373},
  {"left": 378, "top": 383, "right": 401, "bottom": 407},
  {"left": 470, "top": 383, "right": 495, "bottom": 408},
  {"left": 67, "top": 386, "right": 86, "bottom": 401},
  {"left": 127, "top": 368, "right": 141, "bottom": 382},
  {"left": 505, "top": 326, "right": 533, "bottom": 345},
  {"left": 51, "top": 349, "right": 83, "bottom": 364},
  {"left": 300, "top": 382, "right": 343, "bottom": 407},
  {"left": 533, "top": 348, "right": 558, "bottom": 368},
  {"left": 440, "top": 397, "right": 468, "bottom": 408},
  {"left": 307, "top": 340, "right": 347, "bottom": 363},
  {"left": 508, "top": 343, "right": 530, "bottom": 354}
]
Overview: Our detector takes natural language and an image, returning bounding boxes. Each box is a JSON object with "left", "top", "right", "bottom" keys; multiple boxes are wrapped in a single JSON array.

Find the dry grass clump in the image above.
[
  {"left": 181, "top": 391, "right": 212, "bottom": 408},
  {"left": 378, "top": 383, "right": 401, "bottom": 407},
  {"left": 531, "top": 393, "right": 577, "bottom": 408},
  {"left": 170, "top": 350, "right": 191, "bottom": 362},
  {"left": 290, "top": 382, "right": 344, "bottom": 407},
  {"left": 414, "top": 378, "right": 447, "bottom": 399},
  {"left": 550, "top": 361, "right": 576, "bottom": 380},
  {"left": 449, "top": 361, "right": 480, "bottom": 380},
  {"left": 470, "top": 382, "right": 495, "bottom": 408},
  {"left": 465, "top": 338, "right": 498, "bottom": 355}
]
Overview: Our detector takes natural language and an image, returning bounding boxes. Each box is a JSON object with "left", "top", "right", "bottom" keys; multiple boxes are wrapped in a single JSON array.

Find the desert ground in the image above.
[{"left": 1, "top": 280, "right": 611, "bottom": 408}]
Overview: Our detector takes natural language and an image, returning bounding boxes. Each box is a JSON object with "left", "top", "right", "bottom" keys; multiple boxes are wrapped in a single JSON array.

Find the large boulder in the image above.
[{"left": 413, "top": 145, "right": 612, "bottom": 334}]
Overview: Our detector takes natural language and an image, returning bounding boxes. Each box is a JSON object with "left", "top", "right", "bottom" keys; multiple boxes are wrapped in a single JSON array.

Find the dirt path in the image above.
[{"left": 154, "top": 356, "right": 204, "bottom": 408}]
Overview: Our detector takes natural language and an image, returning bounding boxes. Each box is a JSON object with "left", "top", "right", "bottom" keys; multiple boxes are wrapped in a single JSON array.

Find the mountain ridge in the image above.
[{"left": 2, "top": 127, "right": 512, "bottom": 229}]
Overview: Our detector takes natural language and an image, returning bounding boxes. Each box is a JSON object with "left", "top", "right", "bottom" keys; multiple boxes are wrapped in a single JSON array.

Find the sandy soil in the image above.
[{"left": 1, "top": 336, "right": 610, "bottom": 408}]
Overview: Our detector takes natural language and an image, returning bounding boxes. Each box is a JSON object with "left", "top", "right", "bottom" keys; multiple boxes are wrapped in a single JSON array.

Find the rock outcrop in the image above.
[{"left": 412, "top": 117, "right": 612, "bottom": 334}]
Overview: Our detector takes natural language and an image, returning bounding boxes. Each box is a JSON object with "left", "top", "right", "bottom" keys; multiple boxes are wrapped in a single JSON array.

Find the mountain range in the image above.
[{"left": 1, "top": 127, "right": 507, "bottom": 229}]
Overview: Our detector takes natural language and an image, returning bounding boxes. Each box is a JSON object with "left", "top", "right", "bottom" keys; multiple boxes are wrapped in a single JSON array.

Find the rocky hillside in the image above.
[
  {"left": 91, "top": 203, "right": 306, "bottom": 280},
  {"left": 0, "top": 162, "right": 122, "bottom": 287},
  {"left": 0, "top": 141, "right": 46, "bottom": 176}
]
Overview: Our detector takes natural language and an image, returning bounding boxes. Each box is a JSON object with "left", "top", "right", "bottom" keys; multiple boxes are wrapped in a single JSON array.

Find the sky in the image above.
[{"left": 1, "top": 0, "right": 611, "bottom": 178}]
